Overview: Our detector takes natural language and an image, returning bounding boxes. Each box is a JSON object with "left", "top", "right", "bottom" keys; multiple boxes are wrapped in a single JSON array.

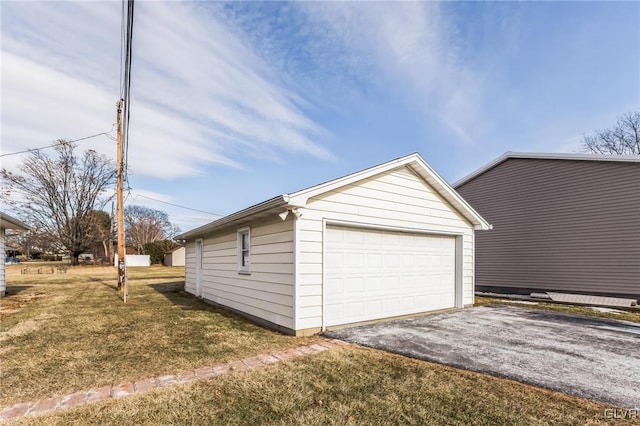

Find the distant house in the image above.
[
  {"left": 164, "top": 246, "right": 185, "bottom": 267},
  {"left": 114, "top": 254, "right": 151, "bottom": 267},
  {"left": 1, "top": 213, "right": 29, "bottom": 297},
  {"left": 454, "top": 152, "right": 640, "bottom": 300},
  {"left": 4, "top": 246, "right": 20, "bottom": 261},
  {"left": 177, "top": 153, "right": 489, "bottom": 336}
]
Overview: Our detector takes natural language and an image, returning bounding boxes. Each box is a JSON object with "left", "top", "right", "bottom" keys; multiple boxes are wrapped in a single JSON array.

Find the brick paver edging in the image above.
[{"left": 0, "top": 339, "right": 349, "bottom": 422}]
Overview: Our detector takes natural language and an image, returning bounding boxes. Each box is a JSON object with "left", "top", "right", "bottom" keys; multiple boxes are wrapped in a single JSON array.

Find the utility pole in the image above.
[
  {"left": 109, "top": 201, "right": 115, "bottom": 262},
  {"left": 116, "top": 0, "right": 134, "bottom": 303},
  {"left": 116, "top": 99, "right": 127, "bottom": 302}
]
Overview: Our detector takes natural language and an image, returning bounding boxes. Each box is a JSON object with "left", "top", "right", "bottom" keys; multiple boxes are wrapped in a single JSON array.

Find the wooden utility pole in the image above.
[
  {"left": 108, "top": 201, "right": 115, "bottom": 262},
  {"left": 116, "top": 99, "right": 127, "bottom": 301}
]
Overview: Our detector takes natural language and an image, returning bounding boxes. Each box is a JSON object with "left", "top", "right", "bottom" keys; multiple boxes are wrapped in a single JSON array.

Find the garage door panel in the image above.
[
  {"left": 384, "top": 253, "right": 402, "bottom": 268},
  {"left": 367, "top": 276, "right": 383, "bottom": 291},
  {"left": 346, "top": 301, "right": 365, "bottom": 317},
  {"left": 367, "top": 299, "right": 383, "bottom": 315},
  {"left": 325, "top": 226, "right": 456, "bottom": 327},
  {"left": 399, "top": 275, "right": 414, "bottom": 289},
  {"left": 383, "top": 297, "right": 400, "bottom": 313},
  {"left": 415, "top": 255, "right": 429, "bottom": 267},
  {"left": 366, "top": 232, "right": 383, "bottom": 245},
  {"left": 325, "top": 303, "right": 343, "bottom": 321},
  {"left": 367, "top": 253, "right": 383, "bottom": 268},
  {"left": 383, "top": 233, "right": 401, "bottom": 246},
  {"left": 347, "top": 276, "right": 365, "bottom": 293},
  {"left": 325, "top": 277, "right": 344, "bottom": 295},
  {"left": 325, "top": 253, "right": 344, "bottom": 269}
]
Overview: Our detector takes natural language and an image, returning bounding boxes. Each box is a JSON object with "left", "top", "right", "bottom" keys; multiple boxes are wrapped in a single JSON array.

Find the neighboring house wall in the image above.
[
  {"left": 455, "top": 158, "right": 640, "bottom": 298},
  {"left": 164, "top": 247, "right": 185, "bottom": 266},
  {"left": 0, "top": 228, "right": 5, "bottom": 295},
  {"left": 184, "top": 215, "right": 295, "bottom": 330},
  {"left": 295, "top": 166, "right": 475, "bottom": 330}
]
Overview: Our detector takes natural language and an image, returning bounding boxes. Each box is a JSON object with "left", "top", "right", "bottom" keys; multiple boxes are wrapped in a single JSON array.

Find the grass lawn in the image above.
[
  {"left": 9, "top": 347, "right": 629, "bottom": 426},
  {"left": 0, "top": 264, "right": 316, "bottom": 406},
  {"left": 475, "top": 296, "right": 640, "bottom": 323},
  {"left": 3, "top": 266, "right": 635, "bottom": 424}
]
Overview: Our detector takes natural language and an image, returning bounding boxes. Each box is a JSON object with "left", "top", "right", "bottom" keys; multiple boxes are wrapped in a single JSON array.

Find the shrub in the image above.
[{"left": 143, "top": 242, "right": 165, "bottom": 265}]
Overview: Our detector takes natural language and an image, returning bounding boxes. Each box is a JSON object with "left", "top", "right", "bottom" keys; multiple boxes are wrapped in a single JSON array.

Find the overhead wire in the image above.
[
  {"left": 114, "top": 2, "right": 216, "bottom": 227},
  {"left": 121, "top": 0, "right": 135, "bottom": 183},
  {"left": 119, "top": 0, "right": 126, "bottom": 99},
  {"left": 129, "top": 193, "right": 223, "bottom": 217},
  {"left": 0, "top": 127, "right": 117, "bottom": 158}
]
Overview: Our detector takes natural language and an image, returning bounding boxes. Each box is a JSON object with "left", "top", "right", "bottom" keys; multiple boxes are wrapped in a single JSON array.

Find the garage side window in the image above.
[{"left": 237, "top": 227, "right": 251, "bottom": 274}]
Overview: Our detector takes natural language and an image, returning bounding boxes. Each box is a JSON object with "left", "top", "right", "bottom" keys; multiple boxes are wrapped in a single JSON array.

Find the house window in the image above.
[{"left": 237, "top": 227, "right": 251, "bottom": 274}]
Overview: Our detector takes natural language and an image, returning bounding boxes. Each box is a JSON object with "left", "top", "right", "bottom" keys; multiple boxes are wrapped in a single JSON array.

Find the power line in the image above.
[
  {"left": 130, "top": 193, "right": 223, "bottom": 217},
  {"left": 119, "top": 0, "right": 126, "bottom": 99},
  {"left": 121, "top": 0, "right": 135, "bottom": 182},
  {"left": 0, "top": 128, "right": 116, "bottom": 158}
]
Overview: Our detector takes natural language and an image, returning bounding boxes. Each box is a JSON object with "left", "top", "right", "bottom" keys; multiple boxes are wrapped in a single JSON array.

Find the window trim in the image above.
[{"left": 237, "top": 227, "right": 251, "bottom": 274}]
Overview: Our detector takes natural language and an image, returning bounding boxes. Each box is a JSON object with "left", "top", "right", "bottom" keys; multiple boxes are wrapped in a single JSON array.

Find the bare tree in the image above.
[
  {"left": 89, "top": 209, "right": 114, "bottom": 262},
  {"left": 582, "top": 112, "right": 640, "bottom": 155},
  {"left": 1, "top": 141, "right": 116, "bottom": 265},
  {"left": 5, "top": 225, "right": 60, "bottom": 259},
  {"left": 124, "top": 205, "right": 173, "bottom": 254}
]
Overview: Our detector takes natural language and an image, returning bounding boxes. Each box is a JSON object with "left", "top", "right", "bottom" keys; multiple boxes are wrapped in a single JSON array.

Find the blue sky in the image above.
[{"left": 2, "top": 1, "right": 638, "bottom": 231}]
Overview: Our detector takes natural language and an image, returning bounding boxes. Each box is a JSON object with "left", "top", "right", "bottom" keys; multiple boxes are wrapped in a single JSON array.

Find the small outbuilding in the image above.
[
  {"left": 1, "top": 212, "right": 29, "bottom": 297},
  {"left": 178, "top": 153, "right": 489, "bottom": 335},
  {"left": 454, "top": 152, "right": 640, "bottom": 300},
  {"left": 164, "top": 246, "right": 185, "bottom": 267}
]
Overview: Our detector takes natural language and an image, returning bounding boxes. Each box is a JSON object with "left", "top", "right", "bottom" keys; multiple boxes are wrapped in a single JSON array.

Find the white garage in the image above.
[
  {"left": 178, "top": 153, "right": 490, "bottom": 336},
  {"left": 324, "top": 226, "right": 456, "bottom": 327}
]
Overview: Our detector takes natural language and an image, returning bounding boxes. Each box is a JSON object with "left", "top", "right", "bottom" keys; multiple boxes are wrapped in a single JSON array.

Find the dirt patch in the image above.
[
  {"left": 0, "top": 312, "right": 59, "bottom": 342},
  {"left": 0, "top": 293, "right": 48, "bottom": 316}
]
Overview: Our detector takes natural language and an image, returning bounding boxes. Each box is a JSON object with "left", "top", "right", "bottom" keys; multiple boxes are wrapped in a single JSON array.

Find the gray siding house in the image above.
[{"left": 454, "top": 152, "right": 640, "bottom": 299}]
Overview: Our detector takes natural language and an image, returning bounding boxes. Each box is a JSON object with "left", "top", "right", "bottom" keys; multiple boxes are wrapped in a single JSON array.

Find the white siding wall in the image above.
[
  {"left": 185, "top": 216, "right": 295, "bottom": 329},
  {"left": 0, "top": 229, "right": 5, "bottom": 295},
  {"left": 185, "top": 243, "right": 196, "bottom": 293},
  {"left": 296, "top": 166, "right": 475, "bottom": 330},
  {"left": 164, "top": 247, "right": 186, "bottom": 267}
]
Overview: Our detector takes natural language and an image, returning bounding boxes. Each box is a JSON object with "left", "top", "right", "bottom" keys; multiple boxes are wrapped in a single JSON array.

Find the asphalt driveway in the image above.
[{"left": 326, "top": 305, "right": 640, "bottom": 408}]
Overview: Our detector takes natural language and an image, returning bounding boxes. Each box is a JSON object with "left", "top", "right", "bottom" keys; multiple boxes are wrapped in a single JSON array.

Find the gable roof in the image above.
[
  {"left": 177, "top": 153, "right": 490, "bottom": 240},
  {"left": 0, "top": 212, "right": 29, "bottom": 231},
  {"left": 453, "top": 152, "right": 640, "bottom": 189}
]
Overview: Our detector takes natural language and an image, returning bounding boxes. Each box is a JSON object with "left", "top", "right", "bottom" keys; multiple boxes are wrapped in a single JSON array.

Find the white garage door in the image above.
[{"left": 324, "top": 226, "right": 456, "bottom": 327}]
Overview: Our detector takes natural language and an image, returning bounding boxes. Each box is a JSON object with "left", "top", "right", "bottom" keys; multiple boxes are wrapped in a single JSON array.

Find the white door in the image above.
[
  {"left": 195, "top": 239, "right": 203, "bottom": 297},
  {"left": 324, "top": 226, "right": 456, "bottom": 327}
]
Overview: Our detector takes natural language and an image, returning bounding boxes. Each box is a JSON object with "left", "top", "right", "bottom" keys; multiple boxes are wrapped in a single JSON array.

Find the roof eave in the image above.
[
  {"left": 289, "top": 152, "right": 491, "bottom": 230},
  {"left": 287, "top": 153, "right": 423, "bottom": 206},
  {"left": 177, "top": 152, "right": 493, "bottom": 239},
  {"left": 175, "top": 195, "right": 289, "bottom": 240},
  {"left": 407, "top": 157, "right": 491, "bottom": 230},
  {"left": 0, "top": 213, "right": 30, "bottom": 231}
]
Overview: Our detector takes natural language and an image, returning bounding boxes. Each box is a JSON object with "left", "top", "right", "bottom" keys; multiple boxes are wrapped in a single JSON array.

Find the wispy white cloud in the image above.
[
  {"left": 1, "top": 1, "right": 332, "bottom": 179},
  {"left": 295, "top": 2, "right": 485, "bottom": 144}
]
